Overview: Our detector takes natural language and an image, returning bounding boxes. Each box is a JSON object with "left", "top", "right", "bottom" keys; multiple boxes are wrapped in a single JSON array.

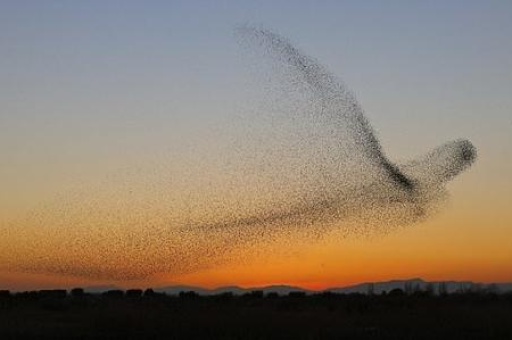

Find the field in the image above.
[{"left": 1, "top": 289, "right": 511, "bottom": 339}]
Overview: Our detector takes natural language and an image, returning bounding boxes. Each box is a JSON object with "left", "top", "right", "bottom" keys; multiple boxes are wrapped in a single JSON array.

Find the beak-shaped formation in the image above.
[{"left": 399, "top": 139, "right": 477, "bottom": 188}]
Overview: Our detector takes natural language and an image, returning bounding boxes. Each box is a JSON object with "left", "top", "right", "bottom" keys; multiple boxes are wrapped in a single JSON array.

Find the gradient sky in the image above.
[{"left": 1, "top": 0, "right": 511, "bottom": 290}]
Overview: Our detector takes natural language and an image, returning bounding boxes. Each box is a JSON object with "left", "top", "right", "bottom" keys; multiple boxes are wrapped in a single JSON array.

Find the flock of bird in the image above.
[{"left": 0, "top": 27, "right": 476, "bottom": 280}]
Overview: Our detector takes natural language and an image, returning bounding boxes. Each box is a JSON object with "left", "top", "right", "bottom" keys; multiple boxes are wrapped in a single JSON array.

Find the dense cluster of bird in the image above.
[{"left": 0, "top": 27, "right": 476, "bottom": 280}]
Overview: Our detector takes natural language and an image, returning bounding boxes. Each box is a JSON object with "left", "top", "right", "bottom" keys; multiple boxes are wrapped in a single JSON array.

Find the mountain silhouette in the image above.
[{"left": 149, "top": 278, "right": 511, "bottom": 296}]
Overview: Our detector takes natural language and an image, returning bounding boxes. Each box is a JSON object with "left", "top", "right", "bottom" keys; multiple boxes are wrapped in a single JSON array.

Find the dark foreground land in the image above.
[{"left": 1, "top": 289, "right": 511, "bottom": 339}]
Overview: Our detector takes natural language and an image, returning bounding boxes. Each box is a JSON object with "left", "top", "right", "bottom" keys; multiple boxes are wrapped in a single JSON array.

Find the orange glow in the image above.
[{"left": 2, "top": 184, "right": 511, "bottom": 291}]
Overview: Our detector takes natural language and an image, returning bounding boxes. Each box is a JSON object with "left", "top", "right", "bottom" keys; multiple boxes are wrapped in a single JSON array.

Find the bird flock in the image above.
[{"left": 0, "top": 27, "right": 476, "bottom": 281}]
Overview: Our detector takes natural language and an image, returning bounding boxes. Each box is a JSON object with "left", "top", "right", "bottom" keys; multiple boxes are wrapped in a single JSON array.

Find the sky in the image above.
[{"left": 1, "top": 0, "right": 511, "bottom": 290}]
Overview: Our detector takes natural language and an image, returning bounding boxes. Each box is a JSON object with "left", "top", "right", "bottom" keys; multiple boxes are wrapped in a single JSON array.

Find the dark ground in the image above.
[{"left": 1, "top": 289, "right": 511, "bottom": 339}]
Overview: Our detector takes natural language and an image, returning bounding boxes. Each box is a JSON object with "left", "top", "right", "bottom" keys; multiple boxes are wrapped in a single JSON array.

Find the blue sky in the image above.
[{"left": 1, "top": 0, "right": 511, "bottom": 217}]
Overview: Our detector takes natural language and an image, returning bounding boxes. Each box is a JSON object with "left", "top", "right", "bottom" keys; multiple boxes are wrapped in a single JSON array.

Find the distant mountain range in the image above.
[
  {"left": 83, "top": 278, "right": 512, "bottom": 295},
  {"left": 325, "top": 278, "right": 512, "bottom": 295},
  {"left": 152, "top": 284, "right": 310, "bottom": 296}
]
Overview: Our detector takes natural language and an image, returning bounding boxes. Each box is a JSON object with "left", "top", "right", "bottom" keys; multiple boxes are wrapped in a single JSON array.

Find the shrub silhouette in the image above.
[
  {"left": 266, "top": 292, "right": 279, "bottom": 299},
  {"left": 126, "top": 289, "right": 143, "bottom": 298},
  {"left": 71, "top": 288, "right": 85, "bottom": 297},
  {"left": 39, "top": 290, "right": 67, "bottom": 298},
  {"left": 179, "top": 291, "right": 199, "bottom": 299},
  {"left": 102, "top": 290, "right": 124, "bottom": 298},
  {"left": 388, "top": 288, "right": 405, "bottom": 297},
  {"left": 288, "top": 291, "right": 306, "bottom": 298}
]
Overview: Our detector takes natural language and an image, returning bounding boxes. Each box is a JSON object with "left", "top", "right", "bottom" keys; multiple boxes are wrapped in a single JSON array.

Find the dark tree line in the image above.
[{"left": 1, "top": 287, "right": 511, "bottom": 339}]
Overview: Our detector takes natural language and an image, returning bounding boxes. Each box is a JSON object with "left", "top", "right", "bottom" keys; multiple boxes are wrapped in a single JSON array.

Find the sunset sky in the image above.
[{"left": 1, "top": 1, "right": 511, "bottom": 290}]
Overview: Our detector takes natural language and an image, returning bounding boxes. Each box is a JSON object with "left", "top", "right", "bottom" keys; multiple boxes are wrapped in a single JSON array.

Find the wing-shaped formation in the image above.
[
  {"left": 236, "top": 26, "right": 475, "bottom": 193},
  {"left": 236, "top": 26, "right": 418, "bottom": 191}
]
